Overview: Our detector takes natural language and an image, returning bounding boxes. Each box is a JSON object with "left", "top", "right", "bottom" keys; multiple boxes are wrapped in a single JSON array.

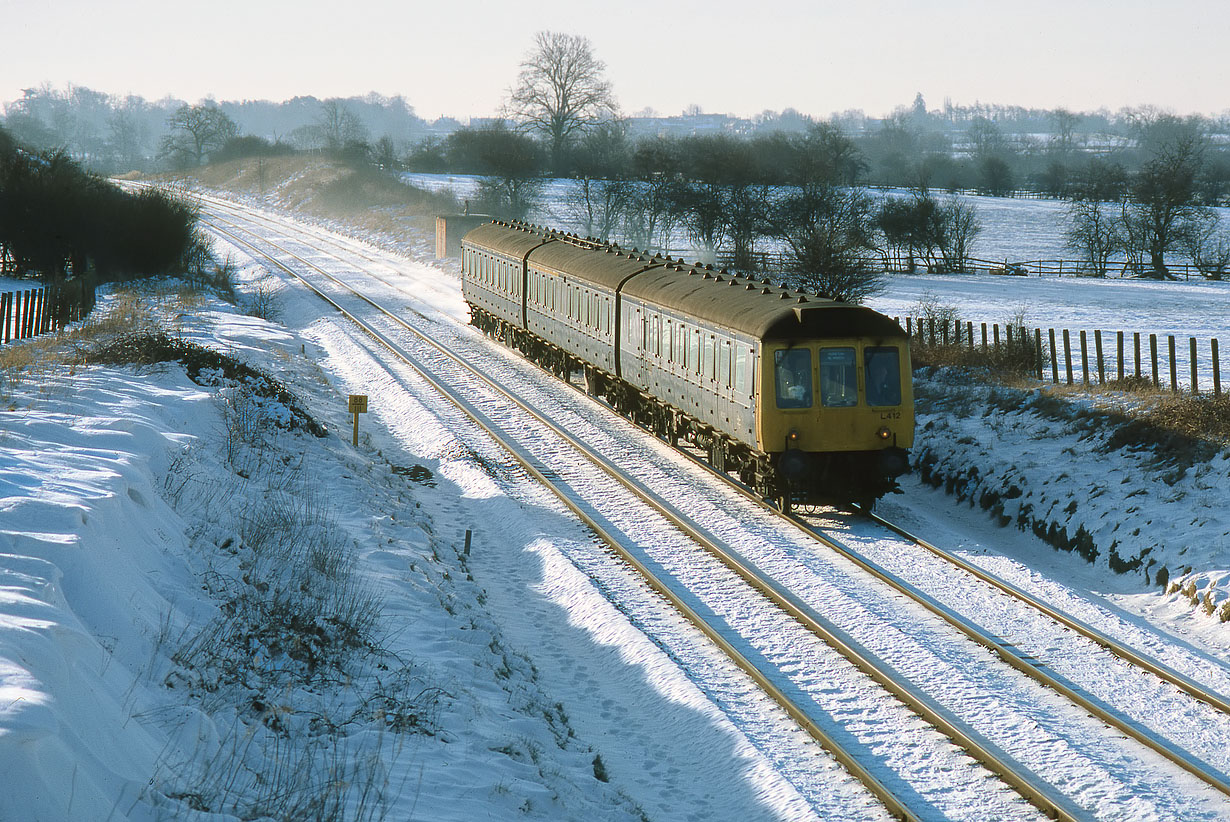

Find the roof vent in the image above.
[
  {"left": 779, "top": 292, "right": 790, "bottom": 299},
  {"left": 761, "top": 287, "right": 771, "bottom": 294},
  {"left": 746, "top": 283, "right": 755, "bottom": 290},
  {"left": 702, "top": 272, "right": 711, "bottom": 279},
  {"left": 797, "top": 296, "right": 808, "bottom": 303}
]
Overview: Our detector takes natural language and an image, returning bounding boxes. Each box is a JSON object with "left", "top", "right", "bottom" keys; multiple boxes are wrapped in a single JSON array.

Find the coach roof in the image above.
[
  {"left": 463, "top": 221, "right": 906, "bottom": 342},
  {"left": 622, "top": 264, "right": 906, "bottom": 341},
  {"left": 462, "top": 221, "right": 554, "bottom": 259}
]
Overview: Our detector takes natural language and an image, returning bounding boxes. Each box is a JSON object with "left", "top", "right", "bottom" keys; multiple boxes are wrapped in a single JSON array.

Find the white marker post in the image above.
[{"left": 348, "top": 394, "right": 368, "bottom": 446}]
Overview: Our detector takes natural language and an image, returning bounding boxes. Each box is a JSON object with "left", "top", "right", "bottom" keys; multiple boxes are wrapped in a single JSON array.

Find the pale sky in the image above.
[{"left": 5, "top": 0, "right": 1227, "bottom": 120}]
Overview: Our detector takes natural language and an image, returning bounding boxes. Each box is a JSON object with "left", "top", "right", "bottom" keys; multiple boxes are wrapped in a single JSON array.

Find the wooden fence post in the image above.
[
  {"left": 1095, "top": 330, "right": 1105, "bottom": 384},
  {"left": 1150, "top": 334, "right": 1158, "bottom": 386},
  {"left": 905, "top": 317, "right": 911, "bottom": 336},
  {"left": 1190, "top": 337, "right": 1198, "bottom": 394},
  {"left": 1034, "top": 329, "right": 1043, "bottom": 379},
  {"left": 1117, "top": 331, "right": 1124, "bottom": 382},
  {"left": 41, "top": 287, "right": 52, "bottom": 333},
  {"left": 967, "top": 321, "right": 974, "bottom": 350},
  {"left": 0, "top": 292, "right": 8, "bottom": 344},
  {"left": 1063, "top": 329, "right": 1074, "bottom": 385},
  {"left": 1214, "top": 339, "right": 1222, "bottom": 398},
  {"left": 1049, "top": 328, "right": 1059, "bottom": 383},
  {"left": 1168, "top": 335, "right": 1177, "bottom": 392},
  {"left": 1080, "top": 330, "right": 1089, "bottom": 384},
  {"left": 928, "top": 317, "right": 935, "bottom": 346},
  {"left": 993, "top": 324, "right": 1000, "bottom": 347},
  {"left": 1135, "top": 332, "right": 1142, "bottom": 379},
  {"left": 981, "top": 322, "right": 988, "bottom": 349}
]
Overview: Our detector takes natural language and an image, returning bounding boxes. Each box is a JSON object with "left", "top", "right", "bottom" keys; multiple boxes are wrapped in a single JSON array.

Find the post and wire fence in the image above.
[{"left": 899, "top": 316, "right": 1224, "bottom": 398}]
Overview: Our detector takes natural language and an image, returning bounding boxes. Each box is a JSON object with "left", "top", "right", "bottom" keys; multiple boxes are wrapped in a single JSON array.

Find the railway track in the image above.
[{"left": 193, "top": 192, "right": 1230, "bottom": 820}]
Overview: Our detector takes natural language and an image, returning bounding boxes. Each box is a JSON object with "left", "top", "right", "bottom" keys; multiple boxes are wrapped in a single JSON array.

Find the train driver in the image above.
[
  {"left": 865, "top": 348, "right": 902, "bottom": 407},
  {"left": 775, "top": 348, "right": 813, "bottom": 408}
]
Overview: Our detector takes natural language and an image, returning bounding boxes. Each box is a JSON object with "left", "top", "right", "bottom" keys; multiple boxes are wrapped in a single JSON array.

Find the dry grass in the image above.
[
  {"left": 912, "top": 340, "right": 1041, "bottom": 377},
  {"left": 1146, "top": 393, "right": 1230, "bottom": 444}
]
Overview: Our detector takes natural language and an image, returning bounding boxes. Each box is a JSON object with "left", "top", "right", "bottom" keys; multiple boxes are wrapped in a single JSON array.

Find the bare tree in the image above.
[
  {"left": 508, "top": 32, "right": 618, "bottom": 173},
  {"left": 775, "top": 187, "right": 883, "bottom": 303},
  {"left": 1122, "top": 121, "right": 1209, "bottom": 278},
  {"left": 317, "top": 99, "right": 369, "bottom": 153},
  {"left": 159, "top": 103, "right": 238, "bottom": 168},
  {"left": 1178, "top": 211, "right": 1230, "bottom": 279},
  {"left": 1064, "top": 198, "right": 1120, "bottom": 276},
  {"left": 937, "top": 197, "right": 982, "bottom": 273}
]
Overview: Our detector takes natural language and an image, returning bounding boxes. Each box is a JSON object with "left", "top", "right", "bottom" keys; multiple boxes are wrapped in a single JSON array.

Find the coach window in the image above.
[
  {"left": 690, "top": 329, "right": 701, "bottom": 374},
  {"left": 819, "top": 347, "right": 858, "bottom": 407},
  {"left": 734, "top": 346, "right": 750, "bottom": 394},
  {"left": 864, "top": 347, "right": 902, "bottom": 407},
  {"left": 775, "top": 348, "right": 813, "bottom": 409},
  {"left": 720, "top": 341, "right": 731, "bottom": 388}
]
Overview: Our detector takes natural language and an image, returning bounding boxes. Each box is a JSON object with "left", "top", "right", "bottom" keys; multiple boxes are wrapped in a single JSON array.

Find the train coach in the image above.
[{"left": 461, "top": 220, "right": 913, "bottom": 509}]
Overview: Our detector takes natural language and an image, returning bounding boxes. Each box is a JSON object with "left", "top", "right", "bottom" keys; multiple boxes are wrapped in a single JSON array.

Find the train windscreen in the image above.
[
  {"left": 774, "top": 348, "right": 813, "bottom": 409},
  {"left": 864, "top": 347, "right": 902, "bottom": 407},
  {"left": 819, "top": 347, "right": 858, "bottom": 407}
]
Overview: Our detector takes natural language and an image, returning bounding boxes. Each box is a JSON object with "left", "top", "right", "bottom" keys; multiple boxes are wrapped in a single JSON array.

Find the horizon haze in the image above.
[{"left": 8, "top": 0, "right": 1229, "bottom": 121}]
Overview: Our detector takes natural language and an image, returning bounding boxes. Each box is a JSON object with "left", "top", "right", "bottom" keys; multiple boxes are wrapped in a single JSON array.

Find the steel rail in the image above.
[
  {"left": 864, "top": 509, "right": 1230, "bottom": 716},
  {"left": 657, "top": 430, "right": 1230, "bottom": 801},
  {"left": 198, "top": 212, "right": 929, "bottom": 822}
]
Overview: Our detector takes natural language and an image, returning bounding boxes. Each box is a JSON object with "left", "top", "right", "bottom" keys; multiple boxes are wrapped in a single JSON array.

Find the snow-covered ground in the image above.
[{"left": 3, "top": 188, "right": 1230, "bottom": 820}]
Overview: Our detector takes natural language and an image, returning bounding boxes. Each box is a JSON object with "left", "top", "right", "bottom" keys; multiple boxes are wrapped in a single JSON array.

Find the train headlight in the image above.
[
  {"left": 787, "top": 428, "right": 801, "bottom": 448},
  {"left": 876, "top": 426, "right": 892, "bottom": 441}
]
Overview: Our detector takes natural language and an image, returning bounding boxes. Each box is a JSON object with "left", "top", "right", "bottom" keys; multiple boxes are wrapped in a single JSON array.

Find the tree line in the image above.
[
  {"left": 403, "top": 33, "right": 1228, "bottom": 289},
  {"left": 0, "top": 126, "right": 202, "bottom": 284}
]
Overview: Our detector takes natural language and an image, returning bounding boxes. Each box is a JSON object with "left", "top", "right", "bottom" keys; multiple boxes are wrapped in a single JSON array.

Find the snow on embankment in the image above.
[
  {"left": 0, "top": 284, "right": 647, "bottom": 821},
  {"left": 911, "top": 367, "right": 1230, "bottom": 614}
]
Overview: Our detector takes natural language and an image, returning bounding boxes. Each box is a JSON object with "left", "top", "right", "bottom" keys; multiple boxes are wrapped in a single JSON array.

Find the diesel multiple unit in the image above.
[{"left": 461, "top": 220, "right": 913, "bottom": 508}]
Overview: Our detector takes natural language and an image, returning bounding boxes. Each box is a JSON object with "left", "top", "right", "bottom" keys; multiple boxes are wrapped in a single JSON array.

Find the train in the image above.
[{"left": 460, "top": 220, "right": 914, "bottom": 510}]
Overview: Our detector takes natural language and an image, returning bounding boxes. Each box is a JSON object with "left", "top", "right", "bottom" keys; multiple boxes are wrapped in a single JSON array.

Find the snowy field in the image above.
[{"left": 2, "top": 189, "right": 1229, "bottom": 820}]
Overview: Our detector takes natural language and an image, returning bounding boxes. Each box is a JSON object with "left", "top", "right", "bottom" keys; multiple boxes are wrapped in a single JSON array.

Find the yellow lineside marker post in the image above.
[{"left": 348, "top": 394, "right": 368, "bottom": 446}]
